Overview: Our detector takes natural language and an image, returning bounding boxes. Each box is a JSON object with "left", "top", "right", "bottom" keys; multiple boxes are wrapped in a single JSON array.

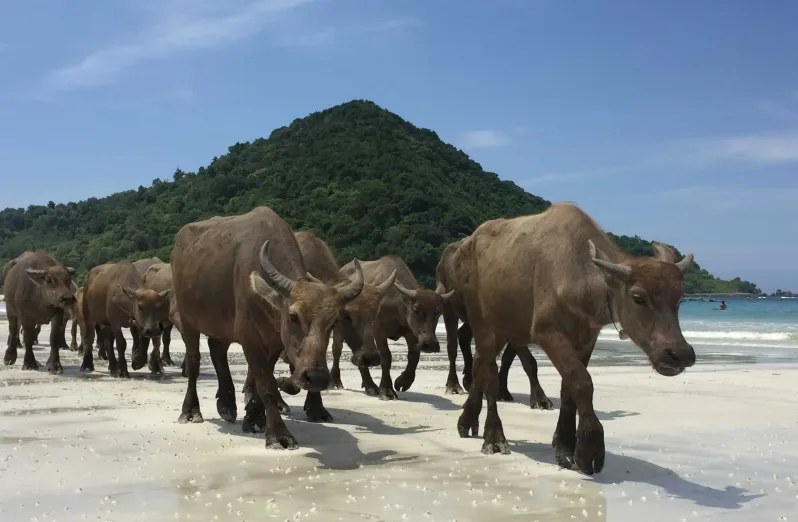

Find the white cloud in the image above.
[
  {"left": 646, "top": 185, "right": 798, "bottom": 210},
  {"left": 459, "top": 130, "right": 511, "bottom": 149},
  {"left": 277, "top": 27, "right": 334, "bottom": 47},
  {"left": 44, "top": 0, "right": 320, "bottom": 92},
  {"left": 697, "top": 131, "right": 798, "bottom": 165},
  {"left": 366, "top": 17, "right": 422, "bottom": 32}
]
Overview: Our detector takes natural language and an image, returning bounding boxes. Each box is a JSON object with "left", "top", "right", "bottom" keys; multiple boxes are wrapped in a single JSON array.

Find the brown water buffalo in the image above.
[
  {"left": 3, "top": 250, "right": 77, "bottom": 373},
  {"left": 437, "top": 238, "right": 553, "bottom": 410},
  {"left": 452, "top": 202, "right": 695, "bottom": 474},
  {"left": 133, "top": 262, "right": 181, "bottom": 374},
  {"left": 338, "top": 256, "right": 453, "bottom": 400},
  {"left": 171, "top": 207, "right": 365, "bottom": 450},
  {"left": 295, "top": 231, "right": 393, "bottom": 390},
  {"left": 81, "top": 261, "right": 172, "bottom": 377}
]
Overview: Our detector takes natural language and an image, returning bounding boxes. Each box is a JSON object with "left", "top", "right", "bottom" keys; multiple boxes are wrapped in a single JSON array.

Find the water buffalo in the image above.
[
  {"left": 437, "top": 238, "right": 553, "bottom": 410},
  {"left": 2, "top": 250, "right": 77, "bottom": 373},
  {"left": 131, "top": 261, "right": 180, "bottom": 374},
  {"left": 81, "top": 261, "right": 172, "bottom": 377},
  {"left": 451, "top": 202, "right": 695, "bottom": 475},
  {"left": 337, "top": 256, "right": 453, "bottom": 400},
  {"left": 295, "top": 231, "right": 393, "bottom": 390},
  {"left": 171, "top": 207, "right": 365, "bottom": 449}
]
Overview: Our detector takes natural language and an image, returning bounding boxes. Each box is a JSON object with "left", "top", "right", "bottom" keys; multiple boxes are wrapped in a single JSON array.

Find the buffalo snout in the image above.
[
  {"left": 653, "top": 343, "right": 695, "bottom": 376},
  {"left": 419, "top": 339, "right": 441, "bottom": 353},
  {"left": 299, "top": 368, "right": 331, "bottom": 392},
  {"left": 142, "top": 327, "right": 160, "bottom": 338},
  {"left": 60, "top": 295, "right": 76, "bottom": 305},
  {"left": 351, "top": 350, "right": 381, "bottom": 368}
]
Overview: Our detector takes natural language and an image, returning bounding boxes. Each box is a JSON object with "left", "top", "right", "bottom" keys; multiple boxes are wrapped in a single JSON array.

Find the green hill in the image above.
[{"left": 0, "top": 99, "right": 759, "bottom": 295}]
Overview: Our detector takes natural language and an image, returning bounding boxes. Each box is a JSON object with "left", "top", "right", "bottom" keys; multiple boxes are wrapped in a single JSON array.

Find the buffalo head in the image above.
[
  {"left": 25, "top": 265, "right": 77, "bottom": 308},
  {"left": 117, "top": 286, "right": 172, "bottom": 338},
  {"left": 393, "top": 280, "right": 454, "bottom": 353},
  {"left": 308, "top": 269, "right": 398, "bottom": 368},
  {"left": 590, "top": 239, "right": 696, "bottom": 376},
  {"left": 249, "top": 240, "right": 365, "bottom": 392}
]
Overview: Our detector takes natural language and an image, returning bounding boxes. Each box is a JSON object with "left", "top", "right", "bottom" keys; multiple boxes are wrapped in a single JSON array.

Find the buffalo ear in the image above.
[
  {"left": 65, "top": 266, "right": 77, "bottom": 277},
  {"left": 25, "top": 268, "right": 47, "bottom": 285},
  {"left": 157, "top": 289, "right": 171, "bottom": 301},
  {"left": 249, "top": 272, "right": 282, "bottom": 313},
  {"left": 117, "top": 285, "right": 139, "bottom": 303}
]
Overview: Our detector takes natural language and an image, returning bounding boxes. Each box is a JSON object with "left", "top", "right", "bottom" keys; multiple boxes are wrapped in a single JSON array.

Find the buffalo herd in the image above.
[{"left": 1, "top": 202, "right": 695, "bottom": 475}]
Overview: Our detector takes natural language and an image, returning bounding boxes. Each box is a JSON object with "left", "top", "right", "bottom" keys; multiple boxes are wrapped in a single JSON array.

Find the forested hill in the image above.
[{"left": 0, "top": 100, "right": 759, "bottom": 294}]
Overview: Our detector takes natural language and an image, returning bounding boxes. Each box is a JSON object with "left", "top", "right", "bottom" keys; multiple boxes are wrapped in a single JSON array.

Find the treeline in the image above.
[{"left": 0, "top": 100, "right": 759, "bottom": 295}]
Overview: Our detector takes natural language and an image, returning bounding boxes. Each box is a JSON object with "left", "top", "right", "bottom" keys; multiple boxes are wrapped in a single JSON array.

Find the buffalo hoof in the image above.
[
  {"left": 497, "top": 388, "right": 514, "bottom": 402},
  {"left": 178, "top": 410, "right": 204, "bottom": 424},
  {"left": 482, "top": 440, "right": 511, "bottom": 455},
  {"left": 378, "top": 385, "right": 397, "bottom": 401},
  {"left": 148, "top": 357, "right": 164, "bottom": 376},
  {"left": 445, "top": 381, "right": 465, "bottom": 395},
  {"left": 3, "top": 348, "right": 17, "bottom": 366},
  {"left": 277, "top": 397, "right": 291, "bottom": 415},
  {"left": 80, "top": 361, "right": 94, "bottom": 372},
  {"left": 277, "top": 377, "right": 301, "bottom": 396},
  {"left": 161, "top": 355, "right": 174, "bottom": 367},
  {"left": 242, "top": 412, "right": 265, "bottom": 434},
  {"left": 22, "top": 357, "right": 40, "bottom": 371},
  {"left": 131, "top": 354, "right": 147, "bottom": 371},
  {"left": 304, "top": 405, "right": 333, "bottom": 423},
  {"left": 265, "top": 430, "right": 299, "bottom": 451},
  {"left": 217, "top": 402, "right": 237, "bottom": 423},
  {"left": 118, "top": 366, "right": 130, "bottom": 379},
  {"left": 180, "top": 360, "right": 187, "bottom": 378},
  {"left": 394, "top": 372, "right": 415, "bottom": 392},
  {"left": 457, "top": 413, "right": 479, "bottom": 438},
  {"left": 46, "top": 360, "right": 64, "bottom": 375},
  {"left": 574, "top": 417, "right": 605, "bottom": 475},
  {"left": 70, "top": 342, "right": 78, "bottom": 352},
  {"left": 530, "top": 395, "right": 554, "bottom": 410},
  {"left": 328, "top": 376, "right": 344, "bottom": 391},
  {"left": 363, "top": 384, "right": 379, "bottom": 397},
  {"left": 98, "top": 348, "right": 108, "bottom": 361}
]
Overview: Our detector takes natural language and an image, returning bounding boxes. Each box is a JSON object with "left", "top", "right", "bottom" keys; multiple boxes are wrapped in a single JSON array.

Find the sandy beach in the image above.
[{"left": 1, "top": 321, "right": 796, "bottom": 522}]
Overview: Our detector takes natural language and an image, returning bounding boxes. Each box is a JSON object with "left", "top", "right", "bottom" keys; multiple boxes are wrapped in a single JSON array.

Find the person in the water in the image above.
[{"left": 719, "top": 300, "right": 727, "bottom": 311}]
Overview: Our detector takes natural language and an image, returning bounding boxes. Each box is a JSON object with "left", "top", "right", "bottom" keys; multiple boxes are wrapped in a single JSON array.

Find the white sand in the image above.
[{"left": 1, "top": 322, "right": 796, "bottom": 522}]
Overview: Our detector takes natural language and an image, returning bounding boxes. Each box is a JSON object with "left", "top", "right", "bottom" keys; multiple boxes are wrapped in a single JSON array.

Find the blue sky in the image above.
[{"left": 1, "top": 0, "right": 797, "bottom": 291}]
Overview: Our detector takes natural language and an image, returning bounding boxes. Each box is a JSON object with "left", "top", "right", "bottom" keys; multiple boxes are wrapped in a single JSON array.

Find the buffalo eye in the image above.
[
  {"left": 45, "top": 276, "right": 53, "bottom": 285},
  {"left": 137, "top": 304, "right": 144, "bottom": 312},
  {"left": 632, "top": 294, "right": 646, "bottom": 306},
  {"left": 289, "top": 312, "right": 300, "bottom": 324},
  {"left": 342, "top": 311, "right": 352, "bottom": 322}
]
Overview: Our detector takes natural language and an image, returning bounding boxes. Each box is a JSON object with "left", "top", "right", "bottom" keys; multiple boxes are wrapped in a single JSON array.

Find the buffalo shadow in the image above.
[{"left": 509, "top": 440, "right": 764, "bottom": 510}]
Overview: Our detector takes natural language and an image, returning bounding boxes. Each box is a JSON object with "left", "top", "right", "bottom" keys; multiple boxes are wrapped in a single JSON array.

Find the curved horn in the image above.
[
  {"left": 339, "top": 259, "right": 364, "bottom": 303},
  {"left": 675, "top": 253, "right": 694, "bottom": 275},
  {"left": 258, "top": 240, "right": 295, "bottom": 297},
  {"left": 305, "top": 272, "right": 325, "bottom": 284},
  {"left": 651, "top": 242, "right": 677, "bottom": 264},
  {"left": 394, "top": 280, "right": 418, "bottom": 299},
  {"left": 24, "top": 268, "right": 47, "bottom": 281},
  {"left": 435, "top": 281, "right": 456, "bottom": 300},
  {"left": 592, "top": 258, "right": 632, "bottom": 282},
  {"left": 65, "top": 266, "right": 77, "bottom": 276},
  {"left": 375, "top": 269, "right": 398, "bottom": 296}
]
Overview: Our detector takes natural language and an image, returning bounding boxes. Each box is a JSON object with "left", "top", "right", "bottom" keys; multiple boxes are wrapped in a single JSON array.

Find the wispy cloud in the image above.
[
  {"left": 42, "top": 0, "right": 320, "bottom": 92},
  {"left": 645, "top": 185, "right": 798, "bottom": 210},
  {"left": 459, "top": 129, "right": 511, "bottom": 149},
  {"left": 694, "top": 131, "right": 798, "bottom": 165},
  {"left": 277, "top": 27, "right": 334, "bottom": 47},
  {"left": 366, "top": 17, "right": 422, "bottom": 32}
]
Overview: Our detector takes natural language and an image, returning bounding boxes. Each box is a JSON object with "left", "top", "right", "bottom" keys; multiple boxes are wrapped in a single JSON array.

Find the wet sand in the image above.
[{"left": 1, "top": 322, "right": 796, "bottom": 521}]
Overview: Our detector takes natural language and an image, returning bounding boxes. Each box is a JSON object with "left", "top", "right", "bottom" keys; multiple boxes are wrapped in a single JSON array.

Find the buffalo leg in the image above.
[
  {"left": 541, "top": 331, "right": 603, "bottom": 475},
  {"left": 161, "top": 325, "right": 174, "bottom": 366},
  {"left": 444, "top": 307, "right": 465, "bottom": 394},
  {"left": 178, "top": 325, "right": 203, "bottom": 423},
  {"left": 329, "top": 328, "right": 345, "bottom": 390},
  {"left": 497, "top": 344, "right": 516, "bottom": 402},
  {"left": 357, "top": 366, "right": 379, "bottom": 396},
  {"left": 242, "top": 368, "right": 267, "bottom": 433},
  {"left": 374, "top": 333, "right": 397, "bottom": 400},
  {"left": 81, "top": 320, "right": 97, "bottom": 372},
  {"left": 4, "top": 314, "right": 20, "bottom": 365},
  {"left": 208, "top": 338, "right": 236, "bottom": 423},
  {"left": 56, "top": 320, "right": 68, "bottom": 351},
  {"left": 70, "top": 317, "right": 79, "bottom": 351},
  {"left": 304, "top": 391, "right": 333, "bottom": 423},
  {"left": 46, "top": 312, "right": 65, "bottom": 374},
  {"left": 32, "top": 324, "right": 41, "bottom": 345},
  {"left": 21, "top": 323, "right": 40, "bottom": 371},
  {"left": 514, "top": 345, "right": 553, "bottom": 410},
  {"left": 96, "top": 326, "right": 108, "bottom": 360},
  {"left": 131, "top": 332, "right": 149, "bottom": 371},
  {"left": 114, "top": 326, "right": 130, "bottom": 378},
  {"left": 394, "top": 332, "right": 420, "bottom": 392},
  {"left": 148, "top": 334, "right": 164, "bottom": 375},
  {"left": 248, "top": 349, "right": 298, "bottom": 450},
  {"left": 458, "top": 323, "right": 474, "bottom": 391}
]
